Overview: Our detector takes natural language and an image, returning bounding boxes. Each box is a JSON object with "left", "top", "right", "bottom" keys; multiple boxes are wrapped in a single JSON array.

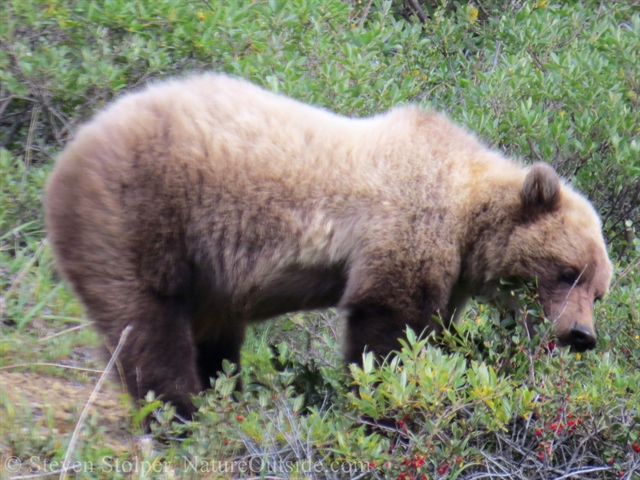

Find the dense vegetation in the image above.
[{"left": 1, "top": 0, "right": 638, "bottom": 478}]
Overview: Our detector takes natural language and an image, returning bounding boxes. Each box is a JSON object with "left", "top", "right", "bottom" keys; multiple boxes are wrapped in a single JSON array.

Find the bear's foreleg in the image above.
[
  {"left": 343, "top": 302, "right": 444, "bottom": 366},
  {"left": 343, "top": 304, "right": 404, "bottom": 364}
]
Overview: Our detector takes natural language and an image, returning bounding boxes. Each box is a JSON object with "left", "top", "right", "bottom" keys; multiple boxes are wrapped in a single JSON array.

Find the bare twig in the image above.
[
  {"left": 357, "top": 0, "right": 374, "bottom": 29},
  {"left": 38, "top": 322, "right": 93, "bottom": 342},
  {"left": 0, "top": 113, "right": 25, "bottom": 149},
  {"left": 23, "top": 104, "right": 40, "bottom": 173},
  {"left": 553, "top": 466, "right": 611, "bottom": 479},
  {"left": 610, "top": 257, "right": 640, "bottom": 292},
  {"left": 492, "top": 41, "right": 502, "bottom": 69},
  {"left": 553, "top": 264, "right": 588, "bottom": 324},
  {"left": 59, "top": 325, "right": 132, "bottom": 480},
  {"left": 406, "top": 0, "right": 428, "bottom": 24},
  {"left": 8, "top": 49, "right": 73, "bottom": 146},
  {"left": 526, "top": 137, "right": 545, "bottom": 163},
  {"left": 0, "top": 95, "right": 13, "bottom": 119}
]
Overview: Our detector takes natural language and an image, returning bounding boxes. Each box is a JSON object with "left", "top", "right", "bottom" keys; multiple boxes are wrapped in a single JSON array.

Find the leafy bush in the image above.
[{"left": 142, "top": 290, "right": 639, "bottom": 479}]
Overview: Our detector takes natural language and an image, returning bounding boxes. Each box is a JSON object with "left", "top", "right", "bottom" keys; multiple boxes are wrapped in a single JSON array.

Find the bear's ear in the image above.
[{"left": 520, "top": 163, "right": 561, "bottom": 216}]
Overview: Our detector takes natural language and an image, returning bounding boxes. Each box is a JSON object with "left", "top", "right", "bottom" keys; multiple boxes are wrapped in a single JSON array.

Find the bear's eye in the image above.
[{"left": 559, "top": 271, "right": 579, "bottom": 285}]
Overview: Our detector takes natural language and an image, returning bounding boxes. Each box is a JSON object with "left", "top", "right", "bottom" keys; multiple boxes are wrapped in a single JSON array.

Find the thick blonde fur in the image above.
[{"left": 46, "top": 74, "right": 613, "bottom": 418}]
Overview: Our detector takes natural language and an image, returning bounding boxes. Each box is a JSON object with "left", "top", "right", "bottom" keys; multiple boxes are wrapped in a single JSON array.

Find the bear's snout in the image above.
[{"left": 559, "top": 324, "right": 597, "bottom": 352}]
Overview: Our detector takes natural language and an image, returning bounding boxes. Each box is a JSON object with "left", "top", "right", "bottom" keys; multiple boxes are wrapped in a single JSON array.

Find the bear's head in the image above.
[{"left": 501, "top": 163, "right": 613, "bottom": 352}]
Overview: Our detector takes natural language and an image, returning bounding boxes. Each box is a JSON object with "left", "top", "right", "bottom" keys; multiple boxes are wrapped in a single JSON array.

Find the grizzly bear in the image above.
[{"left": 45, "top": 74, "right": 613, "bottom": 419}]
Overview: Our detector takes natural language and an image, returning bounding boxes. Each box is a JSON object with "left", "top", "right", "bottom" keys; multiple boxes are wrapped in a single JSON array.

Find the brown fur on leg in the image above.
[{"left": 113, "top": 294, "right": 201, "bottom": 420}]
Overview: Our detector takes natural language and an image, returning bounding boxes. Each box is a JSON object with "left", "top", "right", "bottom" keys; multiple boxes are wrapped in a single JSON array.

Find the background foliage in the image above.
[{"left": 1, "top": 0, "right": 638, "bottom": 478}]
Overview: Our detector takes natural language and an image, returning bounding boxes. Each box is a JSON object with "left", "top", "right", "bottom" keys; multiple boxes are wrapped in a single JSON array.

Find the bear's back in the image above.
[{"left": 57, "top": 75, "right": 405, "bottom": 207}]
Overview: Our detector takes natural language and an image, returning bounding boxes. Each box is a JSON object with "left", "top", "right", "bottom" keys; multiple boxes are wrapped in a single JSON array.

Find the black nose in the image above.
[{"left": 567, "top": 325, "right": 597, "bottom": 352}]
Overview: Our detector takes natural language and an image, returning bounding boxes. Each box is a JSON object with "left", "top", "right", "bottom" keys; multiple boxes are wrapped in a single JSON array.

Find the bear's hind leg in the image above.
[
  {"left": 98, "top": 292, "right": 202, "bottom": 421},
  {"left": 195, "top": 328, "right": 245, "bottom": 390}
]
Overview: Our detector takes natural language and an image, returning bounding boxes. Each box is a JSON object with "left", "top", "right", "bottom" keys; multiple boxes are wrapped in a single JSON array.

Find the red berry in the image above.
[
  {"left": 538, "top": 452, "right": 544, "bottom": 460},
  {"left": 608, "top": 459, "right": 614, "bottom": 465},
  {"left": 235, "top": 415, "right": 244, "bottom": 421},
  {"left": 224, "top": 440, "right": 230, "bottom": 446},
  {"left": 633, "top": 443, "right": 640, "bottom": 453},
  {"left": 548, "top": 341, "right": 556, "bottom": 351},
  {"left": 618, "top": 472, "right": 624, "bottom": 478},
  {"left": 549, "top": 423, "right": 557, "bottom": 430},
  {"left": 535, "top": 429, "right": 542, "bottom": 436},
  {"left": 369, "top": 462, "right": 376, "bottom": 468}
]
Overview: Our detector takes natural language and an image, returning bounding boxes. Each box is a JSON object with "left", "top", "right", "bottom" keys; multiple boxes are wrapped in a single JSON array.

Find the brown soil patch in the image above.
[{"left": 0, "top": 370, "right": 131, "bottom": 452}]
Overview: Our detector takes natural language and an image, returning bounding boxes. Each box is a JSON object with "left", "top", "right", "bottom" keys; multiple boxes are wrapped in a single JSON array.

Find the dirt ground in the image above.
[{"left": 0, "top": 369, "right": 131, "bottom": 452}]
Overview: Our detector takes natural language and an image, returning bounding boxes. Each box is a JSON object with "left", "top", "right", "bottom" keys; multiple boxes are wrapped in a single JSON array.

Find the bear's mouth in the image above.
[
  {"left": 556, "top": 338, "right": 595, "bottom": 353},
  {"left": 555, "top": 338, "right": 582, "bottom": 352}
]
